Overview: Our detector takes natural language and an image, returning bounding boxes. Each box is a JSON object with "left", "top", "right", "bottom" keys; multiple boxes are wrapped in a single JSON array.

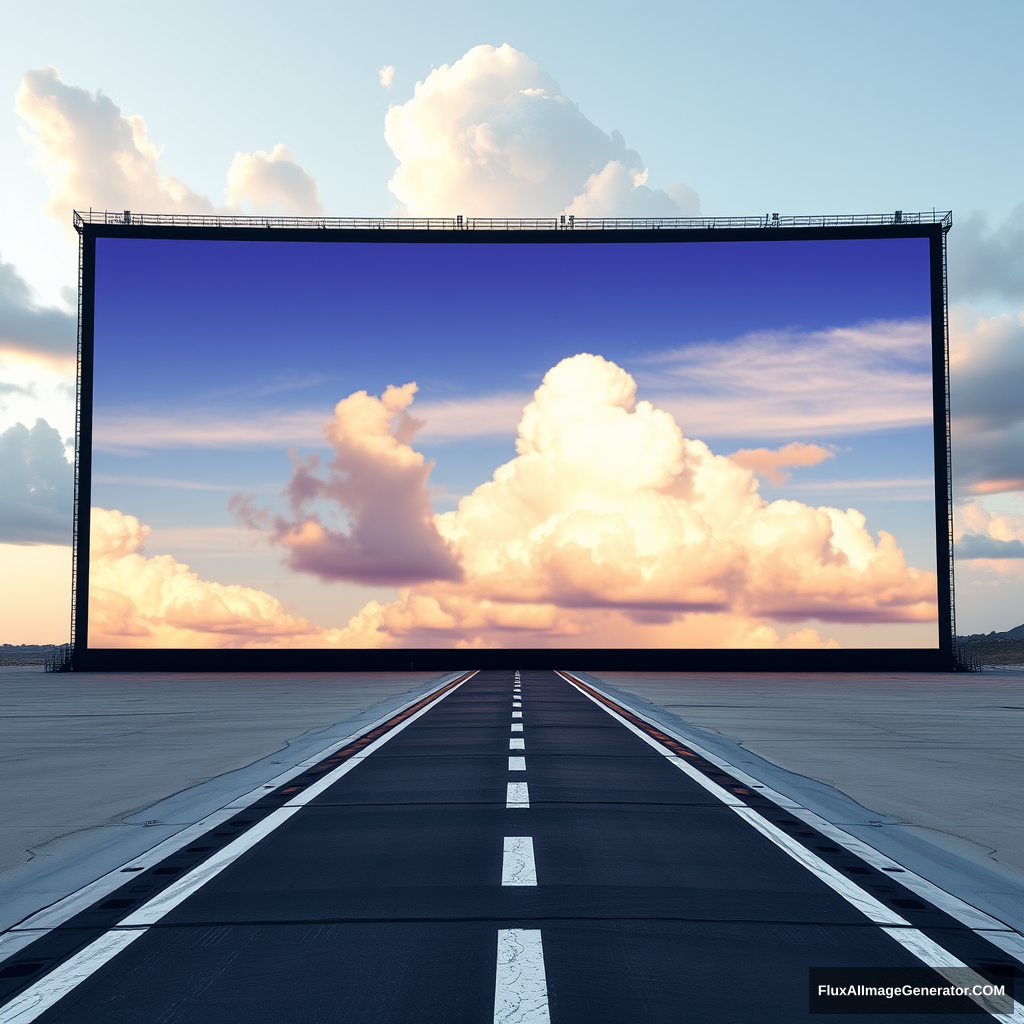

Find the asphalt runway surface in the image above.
[{"left": 1, "top": 670, "right": 1021, "bottom": 1023}]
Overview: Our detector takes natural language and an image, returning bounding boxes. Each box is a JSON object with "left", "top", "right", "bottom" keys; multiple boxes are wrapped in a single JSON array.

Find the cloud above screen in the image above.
[
  {"left": 15, "top": 67, "right": 323, "bottom": 227},
  {"left": 384, "top": 44, "right": 699, "bottom": 218}
]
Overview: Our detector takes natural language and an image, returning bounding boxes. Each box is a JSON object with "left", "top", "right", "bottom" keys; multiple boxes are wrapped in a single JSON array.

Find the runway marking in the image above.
[
  {"left": 509, "top": 738, "right": 525, "bottom": 750},
  {"left": 502, "top": 837, "right": 538, "bottom": 886},
  {"left": 494, "top": 929, "right": 550, "bottom": 1024},
  {"left": 880, "top": 927, "right": 1022, "bottom": 1021},
  {"left": 560, "top": 671, "right": 1024, "bottom": 1021},
  {"left": 0, "top": 672, "right": 477, "bottom": 1022},
  {"left": 512, "top": 711, "right": 523, "bottom": 719},
  {"left": 0, "top": 928, "right": 147, "bottom": 1024},
  {"left": 0, "top": 670, "right": 474, "bottom": 962},
  {"left": 507, "top": 783, "right": 530, "bottom": 809},
  {"left": 511, "top": 723, "right": 523, "bottom": 733},
  {"left": 508, "top": 756, "right": 526, "bottom": 771},
  {"left": 513, "top": 702, "right": 522, "bottom": 708},
  {"left": 562, "top": 672, "right": 1022, "bottom": 944}
]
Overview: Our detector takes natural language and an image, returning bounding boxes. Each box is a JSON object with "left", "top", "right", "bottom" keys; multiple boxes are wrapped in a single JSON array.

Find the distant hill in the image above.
[
  {"left": 0, "top": 644, "right": 61, "bottom": 666},
  {"left": 963, "top": 623, "right": 1024, "bottom": 642},
  {"left": 957, "top": 625, "right": 1024, "bottom": 668}
]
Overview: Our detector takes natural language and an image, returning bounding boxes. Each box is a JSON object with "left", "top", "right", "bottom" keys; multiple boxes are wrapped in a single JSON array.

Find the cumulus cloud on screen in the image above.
[
  {"left": 88, "top": 507, "right": 351, "bottom": 648},
  {"left": 91, "top": 355, "right": 937, "bottom": 649}
]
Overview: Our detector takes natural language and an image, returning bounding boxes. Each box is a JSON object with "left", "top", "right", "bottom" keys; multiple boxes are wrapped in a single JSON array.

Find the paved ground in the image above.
[
  {"left": 1, "top": 671, "right": 1015, "bottom": 1023},
  {"left": 589, "top": 668, "right": 1024, "bottom": 932},
  {"left": 0, "top": 667, "right": 445, "bottom": 931}
]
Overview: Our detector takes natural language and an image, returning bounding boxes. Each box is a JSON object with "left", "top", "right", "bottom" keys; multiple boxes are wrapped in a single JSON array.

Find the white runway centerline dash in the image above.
[
  {"left": 506, "top": 782, "right": 530, "bottom": 809},
  {"left": 512, "top": 711, "right": 522, "bottom": 719},
  {"left": 501, "top": 837, "right": 538, "bottom": 885},
  {"left": 494, "top": 929, "right": 550, "bottom": 1024},
  {"left": 511, "top": 723, "right": 523, "bottom": 732},
  {"left": 509, "top": 738, "right": 525, "bottom": 750},
  {"left": 509, "top": 756, "right": 526, "bottom": 771}
]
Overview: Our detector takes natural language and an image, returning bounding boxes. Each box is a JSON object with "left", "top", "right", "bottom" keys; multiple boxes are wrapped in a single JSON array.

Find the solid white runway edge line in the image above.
[
  {"left": 508, "top": 757, "right": 527, "bottom": 771},
  {"left": 509, "top": 738, "right": 525, "bottom": 750},
  {"left": 562, "top": 672, "right": 1024, "bottom": 946},
  {"left": 1, "top": 670, "right": 471, "bottom": 958},
  {"left": 880, "top": 927, "right": 1024, "bottom": 1022},
  {"left": 561, "top": 672, "right": 1024, "bottom": 1022},
  {"left": 0, "top": 929, "right": 147, "bottom": 1024},
  {"left": 0, "top": 672, "right": 477, "bottom": 1022},
  {"left": 494, "top": 929, "right": 550, "bottom": 1024},
  {"left": 502, "top": 837, "right": 538, "bottom": 886},
  {"left": 507, "top": 783, "right": 530, "bottom": 809}
]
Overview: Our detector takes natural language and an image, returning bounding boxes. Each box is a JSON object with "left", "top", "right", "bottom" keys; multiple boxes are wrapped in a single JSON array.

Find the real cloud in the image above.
[
  {"left": 16, "top": 67, "right": 324, "bottom": 225},
  {"left": 384, "top": 44, "right": 700, "bottom": 218},
  {"left": 0, "top": 419, "right": 73, "bottom": 545}
]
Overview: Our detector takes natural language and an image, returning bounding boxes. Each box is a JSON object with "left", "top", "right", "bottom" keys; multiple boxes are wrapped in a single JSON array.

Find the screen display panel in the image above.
[{"left": 77, "top": 224, "right": 949, "bottom": 664}]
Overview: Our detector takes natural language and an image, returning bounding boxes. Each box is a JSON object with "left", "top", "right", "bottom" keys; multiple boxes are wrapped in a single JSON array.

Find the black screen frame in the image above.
[{"left": 70, "top": 217, "right": 954, "bottom": 671}]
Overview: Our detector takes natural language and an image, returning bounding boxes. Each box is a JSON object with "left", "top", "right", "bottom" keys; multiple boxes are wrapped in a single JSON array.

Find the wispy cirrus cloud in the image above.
[
  {"left": 783, "top": 477, "right": 936, "bottom": 501},
  {"left": 93, "top": 409, "right": 327, "bottom": 452},
  {"left": 93, "top": 473, "right": 278, "bottom": 493},
  {"left": 93, "top": 391, "right": 531, "bottom": 452},
  {"left": 638, "top": 319, "right": 933, "bottom": 439}
]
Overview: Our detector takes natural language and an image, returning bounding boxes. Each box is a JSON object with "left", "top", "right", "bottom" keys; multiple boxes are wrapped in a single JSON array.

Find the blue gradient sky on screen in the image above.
[
  {"left": 92, "top": 235, "right": 931, "bottom": 403},
  {"left": 87, "top": 233, "right": 940, "bottom": 650}
]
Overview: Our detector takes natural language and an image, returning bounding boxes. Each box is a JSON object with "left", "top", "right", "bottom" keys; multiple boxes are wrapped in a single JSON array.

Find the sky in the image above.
[{"left": 1, "top": 0, "right": 1023, "bottom": 644}]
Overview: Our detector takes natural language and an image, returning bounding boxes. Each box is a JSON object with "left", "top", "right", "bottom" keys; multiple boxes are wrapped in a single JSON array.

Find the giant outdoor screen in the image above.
[{"left": 73, "top": 216, "right": 952, "bottom": 669}]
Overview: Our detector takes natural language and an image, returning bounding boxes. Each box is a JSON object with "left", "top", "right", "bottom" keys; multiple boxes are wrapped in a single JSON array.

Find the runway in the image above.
[{"left": 1, "top": 670, "right": 1020, "bottom": 1022}]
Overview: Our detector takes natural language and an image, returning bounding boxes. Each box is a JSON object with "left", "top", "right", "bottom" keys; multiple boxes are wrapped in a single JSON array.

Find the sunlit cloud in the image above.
[
  {"left": 727, "top": 441, "right": 834, "bottom": 485},
  {"left": 234, "top": 382, "right": 463, "bottom": 586},
  {"left": 16, "top": 67, "right": 322, "bottom": 231},
  {"left": 214, "top": 354, "right": 937, "bottom": 649},
  {"left": 954, "top": 498, "right": 1024, "bottom": 561},
  {"left": 384, "top": 43, "right": 698, "bottom": 217},
  {"left": 89, "top": 507, "right": 347, "bottom": 648}
]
